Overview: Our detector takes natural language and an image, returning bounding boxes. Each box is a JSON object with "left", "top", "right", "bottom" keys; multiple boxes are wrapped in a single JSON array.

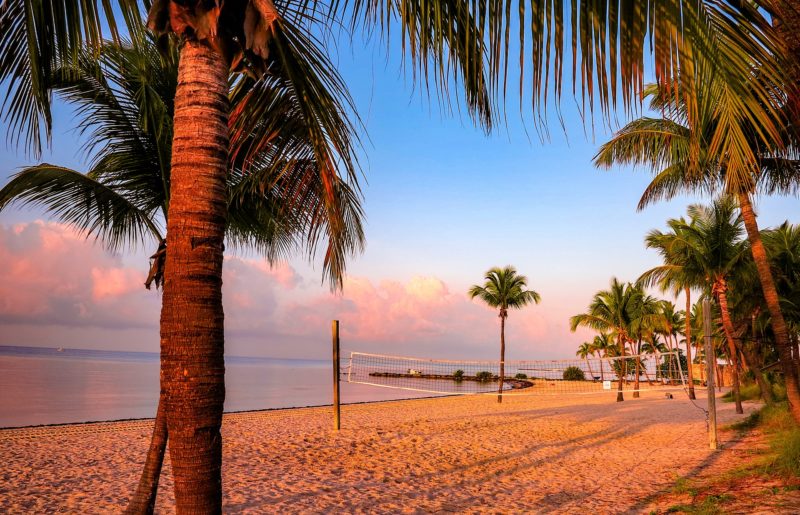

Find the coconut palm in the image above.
[
  {"left": 468, "top": 266, "right": 540, "bottom": 403},
  {"left": 590, "top": 333, "right": 614, "bottom": 382},
  {"left": 0, "top": 34, "right": 365, "bottom": 513},
  {"left": 627, "top": 288, "right": 662, "bottom": 397},
  {"left": 595, "top": 76, "right": 800, "bottom": 421},
  {"left": 576, "top": 342, "right": 596, "bottom": 381},
  {"left": 680, "top": 199, "right": 751, "bottom": 413},
  {"left": 570, "top": 278, "right": 642, "bottom": 402},
  {"left": 654, "top": 301, "right": 685, "bottom": 384}
]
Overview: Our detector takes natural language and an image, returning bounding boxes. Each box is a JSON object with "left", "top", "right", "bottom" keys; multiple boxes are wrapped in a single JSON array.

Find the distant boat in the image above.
[{"left": 57, "top": 347, "right": 64, "bottom": 352}]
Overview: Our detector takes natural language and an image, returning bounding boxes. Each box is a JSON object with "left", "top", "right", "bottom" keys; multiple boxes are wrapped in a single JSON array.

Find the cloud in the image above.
[
  {"left": 0, "top": 221, "right": 159, "bottom": 329},
  {"left": 0, "top": 222, "right": 586, "bottom": 359}
]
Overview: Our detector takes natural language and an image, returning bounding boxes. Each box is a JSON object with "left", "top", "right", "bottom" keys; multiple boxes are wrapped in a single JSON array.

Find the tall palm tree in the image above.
[
  {"left": 468, "top": 266, "right": 540, "bottom": 403},
  {"left": 595, "top": 78, "right": 800, "bottom": 422},
  {"left": 0, "top": 34, "right": 365, "bottom": 513},
  {"left": 639, "top": 221, "right": 702, "bottom": 398},
  {"left": 570, "top": 278, "right": 642, "bottom": 402}
]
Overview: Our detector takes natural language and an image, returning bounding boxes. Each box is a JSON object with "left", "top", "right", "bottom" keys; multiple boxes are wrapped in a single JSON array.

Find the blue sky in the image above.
[{"left": 1, "top": 21, "right": 798, "bottom": 361}]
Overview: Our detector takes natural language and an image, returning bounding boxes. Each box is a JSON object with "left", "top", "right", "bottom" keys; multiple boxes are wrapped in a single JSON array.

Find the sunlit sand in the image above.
[{"left": 1, "top": 390, "right": 756, "bottom": 513}]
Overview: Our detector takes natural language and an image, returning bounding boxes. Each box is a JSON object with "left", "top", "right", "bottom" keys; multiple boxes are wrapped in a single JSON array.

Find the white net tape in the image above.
[{"left": 347, "top": 351, "right": 687, "bottom": 396}]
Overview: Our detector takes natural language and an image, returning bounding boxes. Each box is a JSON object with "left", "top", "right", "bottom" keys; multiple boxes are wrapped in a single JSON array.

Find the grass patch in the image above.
[
  {"left": 665, "top": 494, "right": 733, "bottom": 514},
  {"left": 721, "top": 381, "right": 786, "bottom": 403},
  {"left": 728, "top": 402, "right": 800, "bottom": 479}
]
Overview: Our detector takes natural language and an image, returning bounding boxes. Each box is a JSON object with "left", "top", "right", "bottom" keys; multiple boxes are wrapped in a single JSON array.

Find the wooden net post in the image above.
[
  {"left": 332, "top": 320, "right": 341, "bottom": 431},
  {"left": 703, "top": 299, "right": 718, "bottom": 450}
]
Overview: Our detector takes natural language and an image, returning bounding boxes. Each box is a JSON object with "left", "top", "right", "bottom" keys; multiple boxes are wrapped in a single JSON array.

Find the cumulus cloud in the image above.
[
  {"left": 0, "top": 222, "right": 584, "bottom": 359},
  {"left": 0, "top": 221, "right": 159, "bottom": 329}
]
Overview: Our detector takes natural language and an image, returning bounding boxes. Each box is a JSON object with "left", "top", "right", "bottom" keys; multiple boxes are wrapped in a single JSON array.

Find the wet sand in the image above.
[{"left": 0, "top": 389, "right": 757, "bottom": 513}]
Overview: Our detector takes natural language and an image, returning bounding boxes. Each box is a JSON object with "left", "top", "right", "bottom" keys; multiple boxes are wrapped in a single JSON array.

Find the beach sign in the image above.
[{"left": 603, "top": 380, "right": 611, "bottom": 390}]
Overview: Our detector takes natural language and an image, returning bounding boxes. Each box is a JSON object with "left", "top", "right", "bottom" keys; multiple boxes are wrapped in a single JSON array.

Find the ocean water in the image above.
[{"left": 0, "top": 346, "right": 440, "bottom": 428}]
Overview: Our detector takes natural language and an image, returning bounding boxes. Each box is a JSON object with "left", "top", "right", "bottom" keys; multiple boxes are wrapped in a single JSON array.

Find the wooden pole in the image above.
[
  {"left": 332, "top": 320, "right": 341, "bottom": 431},
  {"left": 703, "top": 299, "right": 718, "bottom": 450}
]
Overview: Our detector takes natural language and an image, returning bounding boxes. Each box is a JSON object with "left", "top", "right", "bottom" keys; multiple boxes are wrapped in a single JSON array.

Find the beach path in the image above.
[{"left": 0, "top": 390, "right": 757, "bottom": 513}]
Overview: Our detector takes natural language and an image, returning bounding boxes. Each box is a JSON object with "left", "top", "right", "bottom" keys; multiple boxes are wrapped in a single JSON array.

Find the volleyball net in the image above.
[{"left": 346, "top": 351, "right": 687, "bottom": 396}]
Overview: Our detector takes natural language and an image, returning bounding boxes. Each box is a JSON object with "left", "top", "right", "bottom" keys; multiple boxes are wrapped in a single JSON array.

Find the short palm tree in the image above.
[
  {"left": 576, "top": 342, "right": 596, "bottom": 380},
  {"left": 570, "top": 278, "right": 642, "bottom": 402},
  {"left": 468, "top": 266, "right": 540, "bottom": 403},
  {"left": 627, "top": 287, "right": 662, "bottom": 397},
  {"left": 590, "top": 334, "right": 615, "bottom": 382}
]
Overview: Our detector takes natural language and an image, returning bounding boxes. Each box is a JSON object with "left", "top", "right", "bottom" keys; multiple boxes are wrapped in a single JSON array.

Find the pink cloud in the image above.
[
  {"left": 0, "top": 222, "right": 588, "bottom": 359},
  {"left": 0, "top": 222, "right": 159, "bottom": 329}
]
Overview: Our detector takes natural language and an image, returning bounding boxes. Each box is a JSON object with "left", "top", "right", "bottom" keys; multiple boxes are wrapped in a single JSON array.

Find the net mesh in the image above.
[{"left": 347, "top": 351, "right": 686, "bottom": 396}]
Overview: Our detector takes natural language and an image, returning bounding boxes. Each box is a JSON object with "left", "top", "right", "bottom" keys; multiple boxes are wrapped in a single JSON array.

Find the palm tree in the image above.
[
  {"left": 654, "top": 301, "right": 685, "bottom": 385},
  {"left": 570, "top": 278, "right": 642, "bottom": 402},
  {"left": 0, "top": 1, "right": 790, "bottom": 509},
  {"left": 590, "top": 334, "right": 614, "bottom": 382},
  {"left": 595, "top": 77, "right": 800, "bottom": 422},
  {"left": 0, "top": 34, "right": 365, "bottom": 513},
  {"left": 627, "top": 288, "right": 662, "bottom": 397},
  {"left": 576, "top": 342, "right": 596, "bottom": 381},
  {"left": 678, "top": 199, "right": 750, "bottom": 413},
  {"left": 468, "top": 266, "right": 540, "bottom": 403}
]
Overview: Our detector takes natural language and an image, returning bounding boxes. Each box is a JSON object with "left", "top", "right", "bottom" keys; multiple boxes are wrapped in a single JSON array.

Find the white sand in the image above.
[{"left": 0, "top": 389, "right": 757, "bottom": 513}]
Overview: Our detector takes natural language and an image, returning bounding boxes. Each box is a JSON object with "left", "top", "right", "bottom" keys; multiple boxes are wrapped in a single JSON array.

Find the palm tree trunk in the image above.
[
  {"left": 633, "top": 339, "right": 641, "bottom": 399},
  {"left": 616, "top": 336, "right": 624, "bottom": 402},
  {"left": 161, "top": 39, "right": 229, "bottom": 512},
  {"left": 125, "top": 394, "right": 168, "bottom": 515},
  {"left": 599, "top": 359, "right": 605, "bottom": 381},
  {"left": 716, "top": 288, "right": 743, "bottom": 414},
  {"left": 738, "top": 192, "right": 800, "bottom": 423},
  {"left": 498, "top": 315, "right": 505, "bottom": 403},
  {"left": 684, "top": 287, "right": 696, "bottom": 399}
]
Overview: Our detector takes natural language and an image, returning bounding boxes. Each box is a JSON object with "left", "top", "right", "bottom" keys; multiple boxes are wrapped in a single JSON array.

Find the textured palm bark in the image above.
[
  {"left": 737, "top": 193, "right": 800, "bottom": 423},
  {"left": 716, "top": 286, "right": 743, "bottom": 414},
  {"left": 125, "top": 394, "right": 168, "bottom": 515},
  {"left": 498, "top": 314, "right": 505, "bottom": 404},
  {"left": 161, "top": 39, "right": 229, "bottom": 512},
  {"left": 684, "top": 287, "right": 696, "bottom": 399}
]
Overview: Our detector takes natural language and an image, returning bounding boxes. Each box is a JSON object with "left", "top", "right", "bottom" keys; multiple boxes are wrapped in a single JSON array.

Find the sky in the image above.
[{"left": 1, "top": 21, "right": 798, "bottom": 362}]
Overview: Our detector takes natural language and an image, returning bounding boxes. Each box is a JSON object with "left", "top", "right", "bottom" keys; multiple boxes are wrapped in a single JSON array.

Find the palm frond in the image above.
[{"left": 0, "top": 165, "right": 162, "bottom": 251}]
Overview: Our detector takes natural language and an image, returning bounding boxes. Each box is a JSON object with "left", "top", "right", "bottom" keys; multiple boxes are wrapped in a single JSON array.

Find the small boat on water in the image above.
[{"left": 56, "top": 347, "right": 64, "bottom": 352}]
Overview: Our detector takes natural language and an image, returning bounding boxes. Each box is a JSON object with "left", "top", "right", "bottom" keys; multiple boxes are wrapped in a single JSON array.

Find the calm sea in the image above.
[{"left": 0, "top": 346, "right": 438, "bottom": 428}]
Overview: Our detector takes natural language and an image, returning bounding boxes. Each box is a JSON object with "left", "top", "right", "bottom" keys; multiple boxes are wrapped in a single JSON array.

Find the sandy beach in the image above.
[{"left": 1, "top": 389, "right": 758, "bottom": 513}]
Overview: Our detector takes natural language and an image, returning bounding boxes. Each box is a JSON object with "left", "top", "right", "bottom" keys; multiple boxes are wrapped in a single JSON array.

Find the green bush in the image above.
[
  {"left": 562, "top": 366, "right": 586, "bottom": 381},
  {"left": 475, "top": 371, "right": 494, "bottom": 382},
  {"left": 514, "top": 373, "right": 528, "bottom": 380},
  {"left": 453, "top": 369, "right": 464, "bottom": 380}
]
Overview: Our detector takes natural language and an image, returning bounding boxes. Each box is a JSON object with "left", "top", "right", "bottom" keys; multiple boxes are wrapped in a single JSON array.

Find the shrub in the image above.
[
  {"left": 514, "top": 373, "right": 528, "bottom": 380},
  {"left": 562, "top": 366, "right": 586, "bottom": 381},
  {"left": 475, "top": 371, "right": 494, "bottom": 382},
  {"left": 453, "top": 369, "right": 464, "bottom": 380}
]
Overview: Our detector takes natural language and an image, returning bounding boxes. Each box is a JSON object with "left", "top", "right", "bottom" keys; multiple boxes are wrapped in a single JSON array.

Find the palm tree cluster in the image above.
[{"left": 572, "top": 198, "right": 800, "bottom": 416}]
